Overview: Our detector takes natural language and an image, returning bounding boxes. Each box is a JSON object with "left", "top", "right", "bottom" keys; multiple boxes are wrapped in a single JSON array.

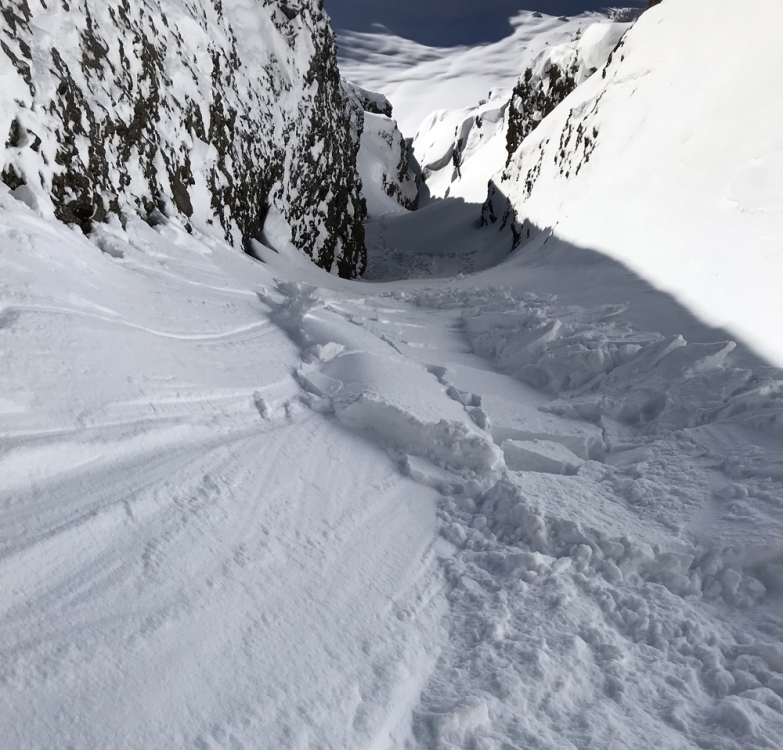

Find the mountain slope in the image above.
[
  {"left": 411, "top": 20, "right": 628, "bottom": 205},
  {"left": 484, "top": 0, "right": 783, "bottom": 363},
  {"left": 0, "top": 0, "right": 367, "bottom": 276},
  {"left": 337, "top": 10, "right": 603, "bottom": 136}
]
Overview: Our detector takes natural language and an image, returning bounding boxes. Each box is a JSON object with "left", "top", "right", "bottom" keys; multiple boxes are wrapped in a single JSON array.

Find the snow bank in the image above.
[
  {"left": 486, "top": 0, "right": 783, "bottom": 364},
  {"left": 0, "top": 0, "right": 367, "bottom": 276}
]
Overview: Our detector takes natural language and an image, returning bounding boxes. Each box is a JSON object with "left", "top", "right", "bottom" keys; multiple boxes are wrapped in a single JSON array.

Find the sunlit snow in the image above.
[{"left": 3, "top": 1, "right": 783, "bottom": 749}]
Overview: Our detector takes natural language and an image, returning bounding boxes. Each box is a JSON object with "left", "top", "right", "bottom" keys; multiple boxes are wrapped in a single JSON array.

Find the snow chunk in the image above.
[{"left": 501, "top": 439, "right": 583, "bottom": 475}]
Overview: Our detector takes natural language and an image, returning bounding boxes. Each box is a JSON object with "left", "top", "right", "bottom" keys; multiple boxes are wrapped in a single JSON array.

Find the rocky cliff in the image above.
[{"left": 0, "top": 0, "right": 367, "bottom": 277}]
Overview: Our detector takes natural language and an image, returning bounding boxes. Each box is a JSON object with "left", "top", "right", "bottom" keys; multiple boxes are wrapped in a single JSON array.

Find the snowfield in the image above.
[
  {"left": 4, "top": 175, "right": 783, "bottom": 747},
  {"left": 3, "top": 1, "right": 783, "bottom": 749}
]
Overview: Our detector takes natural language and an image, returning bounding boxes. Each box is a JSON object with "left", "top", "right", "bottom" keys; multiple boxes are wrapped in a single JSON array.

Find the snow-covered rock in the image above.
[
  {"left": 0, "top": 0, "right": 367, "bottom": 277},
  {"left": 412, "top": 20, "right": 628, "bottom": 205},
  {"left": 342, "top": 79, "right": 393, "bottom": 118},
  {"left": 412, "top": 87, "right": 513, "bottom": 205},
  {"left": 484, "top": 0, "right": 783, "bottom": 365},
  {"left": 344, "top": 80, "right": 418, "bottom": 217},
  {"left": 357, "top": 112, "right": 419, "bottom": 217}
]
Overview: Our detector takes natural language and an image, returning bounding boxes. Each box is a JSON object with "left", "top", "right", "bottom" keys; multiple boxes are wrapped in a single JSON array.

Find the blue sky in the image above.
[{"left": 323, "top": 1, "right": 644, "bottom": 46}]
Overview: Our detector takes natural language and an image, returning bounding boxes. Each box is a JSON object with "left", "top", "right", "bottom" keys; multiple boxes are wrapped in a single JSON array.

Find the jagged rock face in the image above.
[
  {"left": 0, "top": 0, "right": 367, "bottom": 277},
  {"left": 342, "top": 80, "right": 393, "bottom": 119},
  {"left": 503, "top": 64, "right": 580, "bottom": 169},
  {"left": 358, "top": 112, "right": 418, "bottom": 214}
]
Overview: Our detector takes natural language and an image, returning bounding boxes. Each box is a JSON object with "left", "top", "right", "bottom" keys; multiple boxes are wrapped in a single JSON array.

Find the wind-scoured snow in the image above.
[{"left": 0, "top": 190, "right": 445, "bottom": 749}]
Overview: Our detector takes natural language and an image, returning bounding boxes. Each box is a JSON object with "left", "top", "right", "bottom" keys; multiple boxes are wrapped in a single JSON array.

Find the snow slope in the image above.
[
  {"left": 4, "top": 2, "right": 783, "bottom": 748},
  {"left": 4, "top": 161, "right": 783, "bottom": 748},
  {"left": 0, "top": 189, "right": 446, "bottom": 749},
  {"left": 362, "top": 195, "right": 783, "bottom": 750},
  {"left": 486, "top": 0, "right": 783, "bottom": 365}
]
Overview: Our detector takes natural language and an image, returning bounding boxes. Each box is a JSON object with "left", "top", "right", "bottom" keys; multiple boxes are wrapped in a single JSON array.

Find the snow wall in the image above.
[{"left": 0, "top": 0, "right": 368, "bottom": 278}]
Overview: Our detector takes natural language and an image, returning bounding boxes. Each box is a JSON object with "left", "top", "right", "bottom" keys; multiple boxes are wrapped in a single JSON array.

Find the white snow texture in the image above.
[{"left": 3, "top": 1, "right": 783, "bottom": 750}]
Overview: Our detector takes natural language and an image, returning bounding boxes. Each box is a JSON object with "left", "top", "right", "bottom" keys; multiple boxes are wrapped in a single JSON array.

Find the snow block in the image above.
[{"left": 501, "top": 439, "right": 583, "bottom": 475}]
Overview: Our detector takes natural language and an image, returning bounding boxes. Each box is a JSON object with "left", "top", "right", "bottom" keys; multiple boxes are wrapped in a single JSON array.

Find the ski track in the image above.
[
  {"left": 3, "top": 189, "right": 783, "bottom": 748},
  {"left": 0, "top": 303, "right": 271, "bottom": 341}
]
